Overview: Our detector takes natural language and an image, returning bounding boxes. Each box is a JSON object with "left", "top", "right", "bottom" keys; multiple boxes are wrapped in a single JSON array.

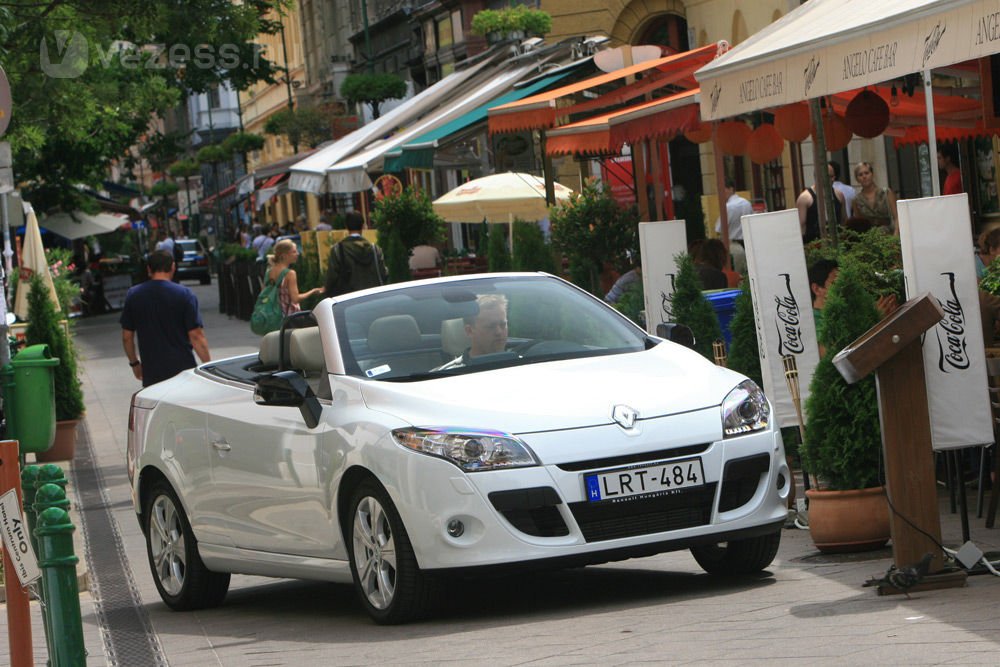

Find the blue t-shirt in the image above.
[{"left": 120, "top": 279, "right": 204, "bottom": 386}]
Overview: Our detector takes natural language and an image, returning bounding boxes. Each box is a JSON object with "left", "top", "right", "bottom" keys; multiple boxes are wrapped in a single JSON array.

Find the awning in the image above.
[
  {"left": 200, "top": 182, "right": 237, "bottom": 208},
  {"left": 289, "top": 57, "right": 500, "bottom": 194},
  {"left": 383, "top": 70, "right": 575, "bottom": 172},
  {"left": 259, "top": 172, "right": 288, "bottom": 189},
  {"left": 488, "top": 43, "right": 720, "bottom": 134},
  {"left": 321, "top": 62, "right": 541, "bottom": 193},
  {"left": 39, "top": 211, "right": 130, "bottom": 240},
  {"left": 695, "top": 0, "right": 996, "bottom": 121},
  {"left": 546, "top": 89, "right": 700, "bottom": 155},
  {"left": 254, "top": 148, "right": 320, "bottom": 181}
]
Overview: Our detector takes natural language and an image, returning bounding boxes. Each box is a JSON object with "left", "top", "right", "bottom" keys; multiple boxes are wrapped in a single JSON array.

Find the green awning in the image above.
[{"left": 384, "top": 71, "right": 572, "bottom": 172}]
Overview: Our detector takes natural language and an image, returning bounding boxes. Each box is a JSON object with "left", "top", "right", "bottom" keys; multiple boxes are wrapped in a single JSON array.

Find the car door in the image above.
[{"left": 204, "top": 387, "right": 336, "bottom": 557}]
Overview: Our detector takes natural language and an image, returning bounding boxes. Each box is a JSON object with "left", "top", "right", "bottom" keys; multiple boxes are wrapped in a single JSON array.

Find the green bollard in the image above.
[
  {"left": 36, "top": 463, "right": 67, "bottom": 492},
  {"left": 21, "top": 465, "right": 41, "bottom": 556},
  {"left": 34, "top": 482, "right": 71, "bottom": 665},
  {"left": 36, "top": 506, "right": 86, "bottom": 667}
]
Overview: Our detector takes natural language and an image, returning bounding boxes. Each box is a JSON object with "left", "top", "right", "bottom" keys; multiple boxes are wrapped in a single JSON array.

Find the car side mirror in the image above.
[
  {"left": 254, "top": 370, "right": 322, "bottom": 429},
  {"left": 656, "top": 322, "right": 696, "bottom": 350}
]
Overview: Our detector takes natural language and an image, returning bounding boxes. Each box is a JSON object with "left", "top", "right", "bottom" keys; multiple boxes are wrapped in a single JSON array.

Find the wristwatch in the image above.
[{"left": 129, "top": 360, "right": 141, "bottom": 367}]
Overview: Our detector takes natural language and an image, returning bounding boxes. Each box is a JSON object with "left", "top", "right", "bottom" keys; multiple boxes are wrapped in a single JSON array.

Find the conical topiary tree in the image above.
[
  {"left": 726, "top": 283, "right": 763, "bottom": 387},
  {"left": 801, "top": 262, "right": 882, "bottom": 490},
  {"left": 382, "top": 229, "right": 410, "bottom": 283},
  {"left": 670, "top": 253, "right": 722, "bottom": 361},
  {"left": 488, "top": 225, "right": 512, "bottom": 272},
  {"left": 25, "top": 274, "right": 84, "bottom": 421},
  {"left": 511, "top": 220, "right": 556, "bottom": 273}
]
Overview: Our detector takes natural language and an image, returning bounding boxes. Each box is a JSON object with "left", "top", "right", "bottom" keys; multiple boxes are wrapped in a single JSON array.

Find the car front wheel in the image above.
[
  {"left": 690, "top": 529, "right": 781, "bottom": 575},
  {"left": 144, "top": 480, "right": 230, "bottom": 610},
  {"left": 348, "top": 479, "right": 440, "bottom": 624}
]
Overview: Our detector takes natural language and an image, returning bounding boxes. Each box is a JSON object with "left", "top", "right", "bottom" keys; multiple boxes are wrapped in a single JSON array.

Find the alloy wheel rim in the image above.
[
  {"left": 149, "top": 495, "right": 186, "bottom": 596},
  {"left": 353, "top": 496, "right": 397, "bottom": 610}
]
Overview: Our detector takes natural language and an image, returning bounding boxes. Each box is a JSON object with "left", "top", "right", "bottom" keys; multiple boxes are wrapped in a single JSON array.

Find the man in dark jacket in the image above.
[{"left": 325, "top": 212, "right": 388, "bottom": 296}]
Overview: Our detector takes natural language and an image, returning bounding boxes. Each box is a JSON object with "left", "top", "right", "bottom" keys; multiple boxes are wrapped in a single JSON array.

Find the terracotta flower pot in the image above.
[
  {"left": 35, "top": 418, "right": 79, "bottom": 463},
  {"left": 806, "top": 486, "right": 890, "bottom": 553}
]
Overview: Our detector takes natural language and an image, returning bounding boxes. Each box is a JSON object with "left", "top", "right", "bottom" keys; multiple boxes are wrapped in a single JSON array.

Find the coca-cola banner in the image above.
[
  {"left": 898, "top": 194, "right": 992, "bottom": 451},
  {"left": 743, "top": 209, "right": 820, "bottom": 428},
  {"left": 638, "top": 220, "right": 688, "bottom": 335}
]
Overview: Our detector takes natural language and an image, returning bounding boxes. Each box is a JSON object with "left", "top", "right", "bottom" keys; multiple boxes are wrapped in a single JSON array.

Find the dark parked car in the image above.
[{"left": 175, "top": 239, "right": 211, "bottom": 285}]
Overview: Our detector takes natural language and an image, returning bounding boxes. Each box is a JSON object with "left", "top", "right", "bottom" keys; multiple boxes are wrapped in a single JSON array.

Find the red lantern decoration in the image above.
[
  {"left": 716, "top": 121, "right": 751, "bottom": 155},
  {"left": 844, "top": 89, "right": 890, "bottom": 138},
  {"left": 684, "top": 121, "right": 713, "bottom": 144},
  {"left": 774, "top": 103, "right": 811, "bottom": 143},
  {"left": 813, "top": 111, "right": 853, "bottom": 151},
  {"left": 746, "top": 124, "right": 784, "bottom": 164}
]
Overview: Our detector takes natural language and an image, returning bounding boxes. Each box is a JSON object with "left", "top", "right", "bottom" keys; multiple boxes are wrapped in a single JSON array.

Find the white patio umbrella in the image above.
[
  {"left": 15, "top": 203, "right": 60, "bottom": 320},
  {"left": 432, "top": 172, "right": 574, "bottom": 223}
]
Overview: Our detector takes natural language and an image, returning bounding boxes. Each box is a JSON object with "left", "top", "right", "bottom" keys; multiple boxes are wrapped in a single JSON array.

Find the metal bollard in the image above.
[
  {"left": 35, "top": 506, "right": 86, "bottom": 667},
  {"left": 20, "top": 465, "right": 41, "bottom": 556},
  {"left": 36, "top": 463, "right": 67, "bottom": 493},
  {"left": 34, "top": 481, "right": 71, "bottom": 660}
]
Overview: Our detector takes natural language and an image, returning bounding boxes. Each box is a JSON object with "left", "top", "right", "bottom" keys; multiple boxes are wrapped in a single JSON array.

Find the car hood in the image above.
[{"left": 359, "top": 343, "right": 748, "bottom": 434}]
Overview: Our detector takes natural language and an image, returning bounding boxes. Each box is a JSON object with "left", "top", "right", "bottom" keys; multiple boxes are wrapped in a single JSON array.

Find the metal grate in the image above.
[
  {"left": 718, "top": 453, "right": 770, "bottom": 512},
  {"left": 568, "top": 483, "right": 717, "bottom": 542},
  {"left": 71, "top": 420, "right": 167, "bottom": 667}
]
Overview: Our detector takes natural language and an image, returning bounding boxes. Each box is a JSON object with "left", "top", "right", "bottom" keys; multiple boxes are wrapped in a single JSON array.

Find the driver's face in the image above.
[{"left": 467, "top": 304, "right": 508, "bottom": 357}]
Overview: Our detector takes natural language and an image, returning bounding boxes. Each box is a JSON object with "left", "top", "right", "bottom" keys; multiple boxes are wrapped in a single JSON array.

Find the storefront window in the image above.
[
  {"left": 437, "top": 16, "right": 453, "bottom": 49},
  {"left": 424, "top": 20, "right": 435, "bottom": 52}
]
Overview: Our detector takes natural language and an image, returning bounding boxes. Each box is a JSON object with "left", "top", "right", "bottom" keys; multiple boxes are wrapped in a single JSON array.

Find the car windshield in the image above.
[{"left": 333, "top": 275, "right": 650, "bottom": 381}]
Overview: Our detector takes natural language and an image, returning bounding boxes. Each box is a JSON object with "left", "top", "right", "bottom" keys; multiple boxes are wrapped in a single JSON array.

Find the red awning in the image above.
[
  {"left": 546, "top": 89, "right": 700, "bottom": 156},
  {"left": 489, "top": 43, "right": 721, "bottom": 134},
  {"left": 199, "top": 182, "right": 236, "bottom": 208},
  {"left": 257, "top": 172, "right": 288, "bottom": 189}
]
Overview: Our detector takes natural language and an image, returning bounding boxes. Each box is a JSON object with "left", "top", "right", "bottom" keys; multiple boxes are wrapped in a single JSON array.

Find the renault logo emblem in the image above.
[{"left": 612, "top": 404, "right": 639, "bottom": 429}]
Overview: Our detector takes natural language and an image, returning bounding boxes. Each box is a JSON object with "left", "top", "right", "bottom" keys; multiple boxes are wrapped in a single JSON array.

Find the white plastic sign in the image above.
[
  {"left": 0, "top": 488, "right": 41, "bottom": 586},
  {"left": 638, "top": 220, "right": 688, "bottom": 335}
]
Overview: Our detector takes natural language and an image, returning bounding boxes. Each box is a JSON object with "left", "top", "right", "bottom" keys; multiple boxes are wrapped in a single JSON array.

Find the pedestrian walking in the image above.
[
  {"left": 121, "top": 250, "right": 211, "bottom": 387},
  {"left": 325, "top": 212, "right": 388, "bottom": 296},
  {"left": 270, "top": 239, "right": 324, "bottom": 315}
]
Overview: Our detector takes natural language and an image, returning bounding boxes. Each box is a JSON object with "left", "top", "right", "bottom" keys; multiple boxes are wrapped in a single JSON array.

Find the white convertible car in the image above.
[{"left": 128, "top": 273, "right": 789, "bottom": 624}]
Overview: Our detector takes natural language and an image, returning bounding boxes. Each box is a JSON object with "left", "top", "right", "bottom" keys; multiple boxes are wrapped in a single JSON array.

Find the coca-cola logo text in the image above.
[
  {"left": 935, "top": 272, "right": 969, "bottom": 372},
  {"left": 774, "top": 273, "right": 804, "bottom": 356}
]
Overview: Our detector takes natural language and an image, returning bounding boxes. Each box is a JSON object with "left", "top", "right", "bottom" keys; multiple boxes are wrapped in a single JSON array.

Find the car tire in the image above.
[
  {"left": 690, "top": 529, "right": 781, "bottom": 575},
  {"left": 144, "top": 480, "right": 230, "bottom": 610},
  {"left": 347, "top": 479, "right": 440, "bottom": 624}
]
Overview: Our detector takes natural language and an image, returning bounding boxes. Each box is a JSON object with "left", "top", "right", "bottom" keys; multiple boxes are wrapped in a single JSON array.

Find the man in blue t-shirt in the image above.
[{"left": 121, "top": 251, "right": 211, "bottom": 387}]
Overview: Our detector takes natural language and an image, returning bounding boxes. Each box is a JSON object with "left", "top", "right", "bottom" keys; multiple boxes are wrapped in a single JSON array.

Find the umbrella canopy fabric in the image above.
[
  {"left": 432, "top": 173, "right": 573, "bottom": 223},
  {"left": 15, "top": 203, "right": 60, "bottom": 319},
  {"left": 39, "top": 210, "right": 128, "bottom": 240}
]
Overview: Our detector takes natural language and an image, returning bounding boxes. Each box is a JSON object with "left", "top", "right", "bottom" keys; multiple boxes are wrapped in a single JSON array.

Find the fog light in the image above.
[
  {"left": 776, "top": 472, "right": 786, "bottom": 490},
  {"left": 446, "top": 519, "right": 465, "bottom": 537}
]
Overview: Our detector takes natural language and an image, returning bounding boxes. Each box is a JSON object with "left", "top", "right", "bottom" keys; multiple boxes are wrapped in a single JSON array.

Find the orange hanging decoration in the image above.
[
  {"left": 746, "top": 124, "right": 785, "bottom": 164},
  {"left": 813, "top": 111, "right": 853, "bottom": 151},
  {"left": 716, "top": 121, "right": 752, "bottom": 155},
  {"left": 844, "top": 89, "right": 890, "bottom": 138},
  {"left": 774, "top": 103, "right": 811, "bottom": 143},
  {"left": 684, "top": 121, "right": 713, "bottom": 144}
]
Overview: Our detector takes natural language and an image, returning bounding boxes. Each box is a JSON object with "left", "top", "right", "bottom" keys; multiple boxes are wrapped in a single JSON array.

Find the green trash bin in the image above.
[{"left": 1, "top": 344, "right": 59, "bottom": 453}]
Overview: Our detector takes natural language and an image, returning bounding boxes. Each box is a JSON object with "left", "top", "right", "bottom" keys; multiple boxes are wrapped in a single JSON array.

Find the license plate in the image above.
[{"left": 585, "top": 457, "right": 705, "bottom": 503}]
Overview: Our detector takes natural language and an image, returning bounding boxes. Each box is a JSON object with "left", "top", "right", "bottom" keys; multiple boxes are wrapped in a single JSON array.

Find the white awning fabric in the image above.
[
  {"left": 40, "top": 210, "right": 129, "bottom": 240},
  {"left": 288, "top": 58, "right": 497, "bottom": 194},
  {"left": 695, "top": 0, "right": 994, "bottom": 121},
  {"left": 322, "top": 63, "right": 538, "bottom": 193}
]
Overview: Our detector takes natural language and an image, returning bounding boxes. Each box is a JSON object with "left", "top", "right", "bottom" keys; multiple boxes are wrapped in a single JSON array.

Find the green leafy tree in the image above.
[
  {"left": 383, "top": 229, "right": 410, "bottom": 283},
  {"left": 25, "top": 274, "right": 85, "bottom": 421},
  {"left": 726, "top": 284, "right": 763, "bottom": 387},
  {"left": 340, "top": 73, "right": 407, "bottom": 119},
  {"left": 0, "top": 1, "right": 289, "bottom": 213},
  {"left": 669, "top": 253, "right": 722, "bottom": 361},
  {"left": 550, "top": 178, "right": 638, "bottom": 296},
  {"left": 222, "top": 131, "right": 265, "bottom": 172},
  {"left": 511, "top": 220, "right": 556, "bottom": 273},
  {"left": 801, "top": 262, "right": 882, "bottom": 490},
  {"left": 263, "top": 107, "right": 331, "bottom": 150},
  {"left": 149, "top": 180, "right": 180, "bottom": 220},
  {"left": 370, "top": 186, "right": 444, "bottom": 249},
  {"left": 488, "top": 226, "right": 512, "bottom": 272}
]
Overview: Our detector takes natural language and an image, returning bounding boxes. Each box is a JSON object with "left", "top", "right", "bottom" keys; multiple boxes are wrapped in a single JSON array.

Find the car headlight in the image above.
[
  {"left": 721, "top": 380, "right": 770, "bottom": 437},
  {"left": 392, "top": 428, "right": 539, "bottom": 472}
]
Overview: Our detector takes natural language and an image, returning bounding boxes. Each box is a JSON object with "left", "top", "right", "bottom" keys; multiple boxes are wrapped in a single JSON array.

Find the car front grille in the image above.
[
  {"left": 568, "top": 483, "right": 717, "bottom": 542},
  {"left": 555, "top": 443, "right": 711, "bottom": 472}
]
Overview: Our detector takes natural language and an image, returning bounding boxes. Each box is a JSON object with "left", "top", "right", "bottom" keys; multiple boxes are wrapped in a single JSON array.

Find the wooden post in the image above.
[
  {"left": 1, "top": 440, "right": 33, "bottom": 667},
  {"left": 833, "top": 294, "right": 966, "bottom": 590}
]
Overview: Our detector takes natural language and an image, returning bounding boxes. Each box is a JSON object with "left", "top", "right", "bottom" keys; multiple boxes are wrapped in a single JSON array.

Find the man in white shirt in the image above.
[
  {"left": 829, "top": 161, "right": 855, "bottom": 219},
  {"left": 714, "top": 179, "right": 752, "bottom": 244}
]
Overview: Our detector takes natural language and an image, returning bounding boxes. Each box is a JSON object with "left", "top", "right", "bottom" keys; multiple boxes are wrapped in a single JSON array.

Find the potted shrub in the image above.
[
  {"left": 370, "top": 186, "right": 445, "bottom": 282},
  {"left": 800, "top": 261, "right": 889, "bottom": 552},
  {"left": 470, "top": 6, "right": 552, "bottom": 42},
  {"left": 25, "top": 273, "right": 85, "bottom": 461},
  {"left": 669, "top": 253, "right": 723, "bottom": 362}
]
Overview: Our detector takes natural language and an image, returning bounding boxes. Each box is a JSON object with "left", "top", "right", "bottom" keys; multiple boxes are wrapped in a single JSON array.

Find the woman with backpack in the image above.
[{"left": 269, "top": 239, "right": 324, "bottom": 316}]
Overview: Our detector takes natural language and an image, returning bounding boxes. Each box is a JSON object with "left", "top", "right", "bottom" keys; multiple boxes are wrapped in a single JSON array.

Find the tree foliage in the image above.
[
  {"left": 487, "top": 226, "right": 512, "bottom": 272},
  {"left": 0, "top": 1, "right": 289, "bottom": 212},
  {"left": 340, "top": 73, "right": 407, "bottom": 119},
  {"left": 25, "top": 274, "right": 85, "bottom": 421},
  {"left": 370, "top": 186, "right": 444, "bottom": 250},
  {"left": 726, "top": 284, "right": 763, "bottom": 387},
  {"left": 263, "top": 107, "right": 331, "bottom": 149},
  {"left": 511, "top": 220, "right": 556, "bottom": 273},
  {"left": 549, "top": 178, "right": 638, "bottom": 296},
  {"left": 669, "top": 253, "right": 722, "bottom": 361},
  {"left": 801, "top": 262, "right": 882, "bottom": 490}
]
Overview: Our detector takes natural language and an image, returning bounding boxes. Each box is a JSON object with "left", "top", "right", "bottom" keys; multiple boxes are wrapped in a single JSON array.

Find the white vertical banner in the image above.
[
  {"left": 898, "top": 194, "right": 992, "bottom": 451},
  {"left": 743, "top": 210, "right": 820, "bottom": 428},
  {"left": 638, "top": 220, "right": 688, "bottom": 335}
]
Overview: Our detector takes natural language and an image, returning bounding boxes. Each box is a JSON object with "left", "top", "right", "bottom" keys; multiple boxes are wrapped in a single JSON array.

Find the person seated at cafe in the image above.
[
  {"left": 409, "top": 244, "right": 442, "bottom": 273},
  {"left": 691, "top": 239, "right": 728, "bottom": 290},
  {"left": 976, "top": 227, "right": 1000, "bottom": 280}
]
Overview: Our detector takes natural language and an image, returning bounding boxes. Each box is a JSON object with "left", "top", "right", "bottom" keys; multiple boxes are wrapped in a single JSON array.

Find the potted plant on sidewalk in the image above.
[
  {"left": 25, "top": 273, "right": 85, "bottom": 461},
  {"left": 800, "top": 261, "right": 889, "bottom": 552}
]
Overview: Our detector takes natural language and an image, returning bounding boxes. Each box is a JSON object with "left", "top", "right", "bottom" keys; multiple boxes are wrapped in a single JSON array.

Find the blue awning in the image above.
[{"left": 384, "top": 71, "right": 573, "bottom": 172}]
